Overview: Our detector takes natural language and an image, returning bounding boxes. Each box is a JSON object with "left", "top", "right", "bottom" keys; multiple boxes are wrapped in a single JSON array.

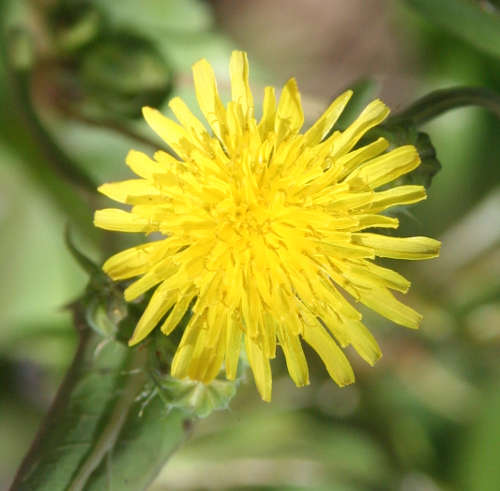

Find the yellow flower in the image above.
[{"left": 94, "top": 51, "right": 440, "bottom": 401}]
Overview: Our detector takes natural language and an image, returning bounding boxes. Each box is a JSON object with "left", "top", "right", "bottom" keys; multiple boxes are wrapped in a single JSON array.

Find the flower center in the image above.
[
  {"left": 234, "top": 203, "right": 271, "bottom": 235},
  {"left": 208, "top": 182, "right": 277, "bottom": 253}
]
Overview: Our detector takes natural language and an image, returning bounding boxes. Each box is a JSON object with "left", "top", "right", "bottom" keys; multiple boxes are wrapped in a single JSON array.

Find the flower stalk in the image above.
[
  {"left": 10, "top": 305, "right": 190, "bottom": 491},
  {"left": 388, "top": 86, "right": 500, "bottom": 127}
]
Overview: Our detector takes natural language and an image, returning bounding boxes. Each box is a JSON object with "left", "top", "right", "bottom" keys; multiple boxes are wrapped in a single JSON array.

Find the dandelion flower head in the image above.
[{"left": 94, "top": 51, "right": 440, "bottom": 401}]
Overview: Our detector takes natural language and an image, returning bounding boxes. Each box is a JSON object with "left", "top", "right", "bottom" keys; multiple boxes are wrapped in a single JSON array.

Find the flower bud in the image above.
[
  {"left": 80, "top": 32, "right": 173, "bottom": 118},
  {"left": 48, "top": 1, "right": 104, "bottom": 53}
]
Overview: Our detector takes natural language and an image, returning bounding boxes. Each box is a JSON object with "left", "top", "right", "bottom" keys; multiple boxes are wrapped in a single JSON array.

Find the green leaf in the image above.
[
  {"left": 10, "top": 318, "right": 189, "bottom": 491},
  {"left": 406, "top": 0, "right": 500, "bottom": 59},
  {"left": 11, "top": 280, "right": 239, "bottom": 489},
  {"left": 11, "top": 327, "right": 130, "bottom": 490},
  {"left": 83, "top": 396, "right": 188, "bottom": 491}
]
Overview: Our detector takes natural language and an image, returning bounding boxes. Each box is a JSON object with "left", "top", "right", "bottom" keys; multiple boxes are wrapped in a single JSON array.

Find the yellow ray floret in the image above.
[{"left": 94, "top": 50, "right": 441, "bottom": 401}]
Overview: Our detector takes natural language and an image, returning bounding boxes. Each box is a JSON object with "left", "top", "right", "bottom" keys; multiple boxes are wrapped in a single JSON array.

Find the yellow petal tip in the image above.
[{"left": 142, "top": 106, "right": 154, "bottom": 117}]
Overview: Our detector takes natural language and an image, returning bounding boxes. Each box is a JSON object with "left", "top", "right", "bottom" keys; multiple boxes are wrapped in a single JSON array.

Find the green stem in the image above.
[
  {"left": 58, "top": 104, "right": 172, "bottom": 154},
  {"left": 389, "top": 87, "right": 500, "bottom": 126},
  {"left": 0, "top": 1, "right": 98, "bottom": 239},
  {"left": 1, "top": 30, "right": 98, "bottom": 194},
  {"left": 9, "top": 311, "right": 94, "bottom": 490},
  {"left": 66, "top": 347, "right": 148, "bottom": 491},
  {"left": 10, "top": 308, "right": 189, "bottom": 491}
]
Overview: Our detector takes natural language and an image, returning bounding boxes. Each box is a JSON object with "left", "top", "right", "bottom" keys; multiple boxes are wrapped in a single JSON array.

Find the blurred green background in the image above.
[{"left": 1, "top": 0, "right": 500, "bottom": 490}]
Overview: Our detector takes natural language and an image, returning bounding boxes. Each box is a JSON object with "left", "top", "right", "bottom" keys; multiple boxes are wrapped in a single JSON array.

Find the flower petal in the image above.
[
  {"left": 344, "top": 320, "right": 382, "bottom": 365},
  {"left": 331, "top": 99, "right": 390, "bottom": 158},
  {"left": 352, "top": 233, "right": 441, "bottom": 260},
  {"left": 275, "top": 78, "right": 304, "bottom": 141},
  {"left": 94, "top": 208, "right": 151, "bottom": 232},
  {"left": 277, "top": 325, "right": 309, "bottom": 387},
  {"left": 357, "top": 287, "right": 422, "bottom": 329},
  {"left": 337, "top": 137, "right": 390, "bottom": 181},
  {"left": 345, "top": 145, "right": 420, "bottom": 189},
  {"left": 160, "top": 287, "right": 196, "bottom": 335},
  {"left": 142, "top": 107, "right": 193, "bottom": 158},
  {"left": 169, "top": 96, "right": 209, "bottom": 145},
  {"left": 171, "top": 320, "right": 200, "bottom": 378},
  {"left": 302, "top": 324, "right": 355, "bottom": 387},
  {"left": 124, "top": 259, "right": 177, "bottom": 301},
  {"left": 98, "top": 179, "right": 160, "bottom": 204},
  {"left": 129, "top": 280, "right": 177, "bottom": 345},
  {"left": 126, "top": 150, "right": 164, "bottom": 180},
  {"left": 350, "top": 214, "right": 399, "bottom": 231},
  {"left": 229, "top": 50, "right": 254, "bottom": 118},
  {"left": 225, "top": 314, "right": 242, "bottom": 380},
  {"left": 245, "top": 336, "right": 272, "bottom": 402},
  {"left": 192, "top": 58, "right": 227, "bottom": 142},
  {"left": 187, "top": 321, "right": 225, "bottom": 383},
  {"left": 369, "top": 185, "right": 427, "bottom": 212},
  {"left": 103, "top": 241, "right": 166, "bottom": 280},
  {"left": 304, "top": 90, "right": 353, "bottom": 146},
  {"left": 345, "top": 260, "right": 411, "bottom": 293},
  {"left": 258, "top": 86, "right": 276, "bottom": 138}
]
